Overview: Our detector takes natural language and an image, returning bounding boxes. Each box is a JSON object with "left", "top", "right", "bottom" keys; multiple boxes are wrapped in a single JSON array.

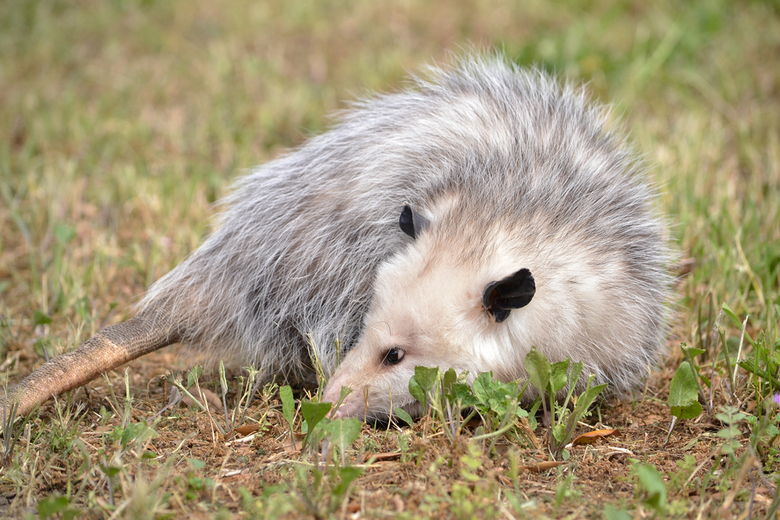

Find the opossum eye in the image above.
[
  {"left": 482, "top": 268, "right": 536, "bottom": 323},
  {"left": 382, "top": 347, "right": 406, "bottom": 366},
  {"left": 399, "top": 205, "right": 430, "bottom": 239}
]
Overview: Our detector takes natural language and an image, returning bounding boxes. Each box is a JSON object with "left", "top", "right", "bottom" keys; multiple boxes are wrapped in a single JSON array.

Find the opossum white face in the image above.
[{"left": 322, "top": 205, "right": 536, "bottom": 420}]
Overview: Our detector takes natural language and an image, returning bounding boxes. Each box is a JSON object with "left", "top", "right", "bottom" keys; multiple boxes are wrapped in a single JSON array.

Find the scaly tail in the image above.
[{"left": 3, "top": 306, "right": 181, "bottom": 418}]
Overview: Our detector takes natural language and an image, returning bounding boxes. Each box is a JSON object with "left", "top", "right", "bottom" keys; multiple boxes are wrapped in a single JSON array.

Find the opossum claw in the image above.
[{"left": 483, "top": 268, "right": 536, "bottom": 323}]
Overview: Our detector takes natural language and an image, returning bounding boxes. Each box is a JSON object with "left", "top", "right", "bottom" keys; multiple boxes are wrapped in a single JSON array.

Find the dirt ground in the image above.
[{"left": 3, "top": 331, "right": 769, "bottom": 519}]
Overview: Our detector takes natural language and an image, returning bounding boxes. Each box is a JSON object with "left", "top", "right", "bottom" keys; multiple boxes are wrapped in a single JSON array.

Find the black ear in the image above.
[
  {"left": 399, "top": 205, "right": 430, "bottom": 239},
  {"left": 482, "top": 268, "right": 535, "bottom": 323}
]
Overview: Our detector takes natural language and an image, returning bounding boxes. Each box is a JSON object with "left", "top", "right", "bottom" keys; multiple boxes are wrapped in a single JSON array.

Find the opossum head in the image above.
[{"left": 322, "top": 204, "right": 536, "bottom": 420}]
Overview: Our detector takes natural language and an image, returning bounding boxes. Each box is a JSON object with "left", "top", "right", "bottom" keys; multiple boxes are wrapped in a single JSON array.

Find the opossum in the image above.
[{"left": 5, "top": 54, "right": 673, "bottom": 422}]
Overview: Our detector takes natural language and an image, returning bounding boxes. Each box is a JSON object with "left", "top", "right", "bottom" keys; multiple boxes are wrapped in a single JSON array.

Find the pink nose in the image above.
[
  {"left": 323, "top": 389, "right": 365, "bottom": 419},
  {"left": 322, "top": 382, "right": 357, "bottom": 418}
]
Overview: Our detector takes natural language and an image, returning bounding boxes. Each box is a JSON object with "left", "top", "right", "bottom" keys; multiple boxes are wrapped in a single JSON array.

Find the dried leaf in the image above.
[
  {"left": 572, "top": 428, "right": 622, "bottom": 445},
  {"left": 282, "top": 433, "right": 304, "bottom": 454},
  {"left": 234, "top": 424, "right": 260, "bottom": 436},
  {"left": 365, "top": 451, "right": 401, "bottom": 462},
  {"left": 520, "top": 460, "right": 565, "bottom": 473}
]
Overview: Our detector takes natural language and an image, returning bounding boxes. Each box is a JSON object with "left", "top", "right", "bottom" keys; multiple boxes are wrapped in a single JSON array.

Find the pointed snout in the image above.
[{"left": 322, "top": 378, "right": 366, "bottom": 419}]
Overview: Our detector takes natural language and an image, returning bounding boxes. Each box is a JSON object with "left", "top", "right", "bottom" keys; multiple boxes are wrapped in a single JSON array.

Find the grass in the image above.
[{"left": 1, "top": 0, "right": 779, "bottom": 517}]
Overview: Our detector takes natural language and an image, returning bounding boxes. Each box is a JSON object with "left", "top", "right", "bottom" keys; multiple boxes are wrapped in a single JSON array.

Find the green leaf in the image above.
[
  {"left": 322, "top": 417, "right": 362, "bottom": 451},
  {"left": 280, "top": 385, "right": 295, "bottom": 428},
  {"left": 408, "top": 375, "right": 426, "bottom": 411},
  {"left": 331, "top": 465, "right": 363, "bottom": 499},
  {"left": 409, "top": 366, "right": 439, "bottom": 411},
  {"left": 394, "top": 407, "right": 414, "bottom": 426},
  {"left": 449, "top": 382, "right": 479, "bottom": 408},
  {"left": 54, "top": 222, "right": 76, "bottom": 245},
  {"left": 715, "top": 409, "right": 747, "bottom": 425},
  {"left": 721, "top": 303, "right": 742, "bottom": 329},
  {"left": 527, "top": 399, "right": 541, "bottom": 430},
  {"left": 33, "top": 309, "right": 52, "bottom": 326},
  {"left": 300, "top": 400, "right": 331, "bottom": 435},
  {"left": 567, "top": 361, "right": 584, "bottom": 395},
  {"left": 573, "top": 383, "right": 608, "bottom": 418},
  {"left": 186, "top": 365, "right": 203, "bottom": 388},
  {"left": 738, "top": 357, "right": 780, "bottom": 389},
  {"left": 552, "top": 423, "right": 566, "bottom": 443},
  {"left": 671, "top": 400, "right": 703, "bottom": 420},
  {"left": 668, "top": 361, "right": 703, "bottom": 420},
  {"left": 549, "top": 359, "right": 570, "bottom": 393},
  {"left": 38, "top": 495, "right": 71, "bottom": 520},
  {"left": 681, "top": 346, "right": 706, "bottom": 358},
  {"left": 219, "top": 360, "right": 228, "bottom": 395},
  {"left": 524, "top": 346, "right": 551, "bottom": 395},
  {"left": 441, "top": 367, "right": 457, "bottom": 398},
  {"left": 603, "top": 504, "right": 632, "bottom": 520},
  {"left": 120, "top": 423, "right": 139, "bottom": 448},
  {"left": 99, "top": 464, "right": 122, "bottom": 478},
  {"left": 188, "top": 458, "right": 206, "bottom": 470},
  {"left": 471, "top": 372, "right": 521, "bottom": 421},
  {"left": 633, "top": 463, "right": 667, "bottom": 514},
  {"left": 414, "top": 366, "right": 440, "bottom": 394},
  {"left": 472, "top": 372, "right": 494, "bottom": 403}
]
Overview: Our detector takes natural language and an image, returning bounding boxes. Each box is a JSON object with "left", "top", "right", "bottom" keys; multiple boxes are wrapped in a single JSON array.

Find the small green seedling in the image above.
[
  {"left": 37, "top": 494, "right": 81, "bottom": 520},
  {"left": 631, "top": 461, "right": 667, "bottom": 516},
  {"left": 714, "top": 405, "right": 748, "bottom": 461},
  {"left": 668, "top": 361, "right": 703, "bottom": 421},
  {"left": 322, "top": 417, "right": 362, "bottom": 465},
  {"left": 409, "top": 366, "right": 475, "bottom": 441},
  {"left": 169, "top": 366, "right": 232, "bottom": 435},
  {"left": 409, "top": 365, "right": 440, "bottom": 413},
  {"left": 279, "top": 385, "right": 297, "bottom": 448},
  {"left": 293, "top": 462, "right": 364, "bottom": 518},
  {"left": 393, "top": 406, "right": 414, "bottom": 426},
  {"left": 524, "top": 346, "right": 607, "bottom": 458},
  {"left": 665, "top": 356, "right": 705, "bottom": 445},
  {"left": 407, "top": 366, "right": 531, "bottom": 446},
  {"left": 300, "top": 399, "right": 331, "bottom": 450},
  {"left": 472, "top": 371, "right": 526, "bottom": 424},
  {"left": 470, "top": 371, "right": 530, "bottom": 450},
  {"left": 99, "top": 462, "right": 122, "bottom": 507}
]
